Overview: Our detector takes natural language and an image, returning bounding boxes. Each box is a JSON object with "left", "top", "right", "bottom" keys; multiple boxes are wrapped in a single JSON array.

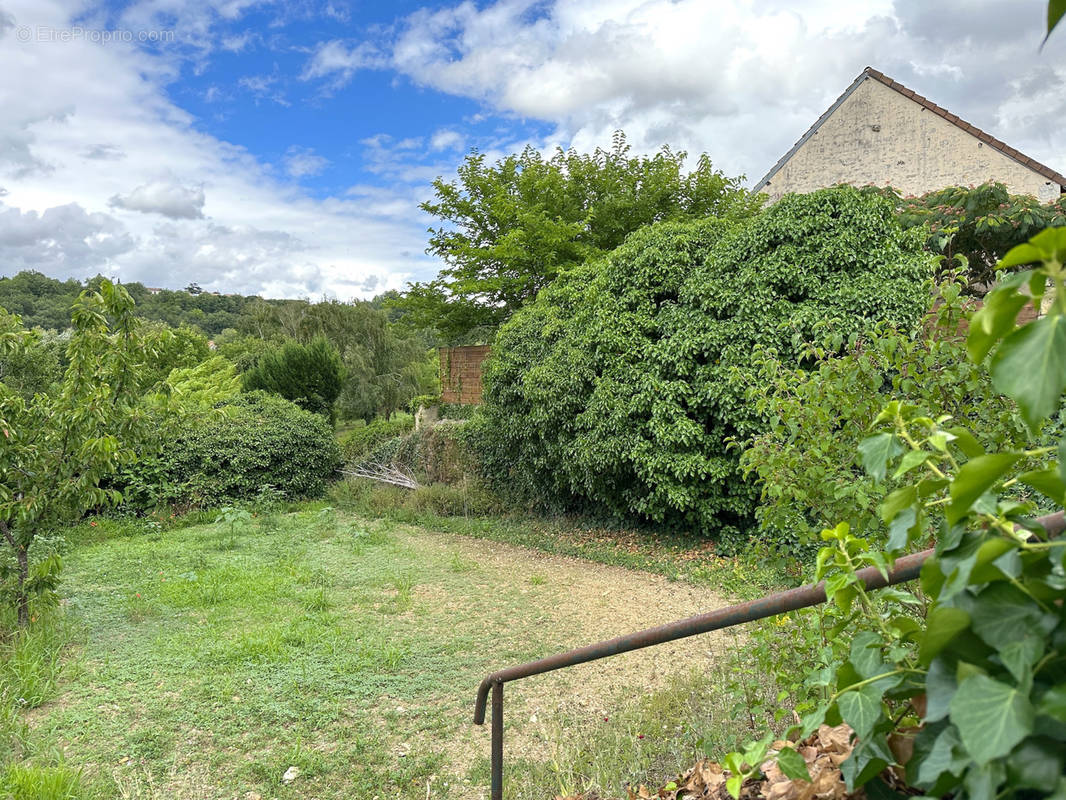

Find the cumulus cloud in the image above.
[
  {"left": 379, "top": 0, "right": 1066, "bottom": 181},
  {"left": 0, "top": 0, "right": 432, "bottom": 298},
  {"left": 0, "top": 201, "right": 134, "bottom": 273},
  {"left": 283, "top": 146, "right": 329, "bottom": 178},
  {"left": 109, "top": 180, "right": 206, "bottom": 219}
]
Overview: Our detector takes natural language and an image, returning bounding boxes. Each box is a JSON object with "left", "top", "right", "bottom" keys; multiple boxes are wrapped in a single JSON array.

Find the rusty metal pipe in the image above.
[
  {"left": 473, "top": 510, "right": 1065, "bottom": 797},
  {"left": 490, "top": 680, "right": 503, "bottom": 800},
  {"left": 474, "top": 547, "right": 929, "bottom": 725}
]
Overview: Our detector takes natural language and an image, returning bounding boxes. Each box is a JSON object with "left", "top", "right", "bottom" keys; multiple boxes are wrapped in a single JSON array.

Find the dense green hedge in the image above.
[
  {"left": 471, "top": 187, "right": 936, "bottom": 539},
  {"left": 127, "top": 391, "right": 341, "bottom": 507},
  {"left": 339, "top": 416, "right": 415, "bottom": 464}
]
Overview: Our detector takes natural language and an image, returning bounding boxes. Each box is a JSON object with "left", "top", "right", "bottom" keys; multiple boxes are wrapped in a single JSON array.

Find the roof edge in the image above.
[
  {"left": 754, "top": 68, "right": 872, "bottom": 191},
  {"left": 756, "top": 66, "right": 1066, "bottom": 194}
]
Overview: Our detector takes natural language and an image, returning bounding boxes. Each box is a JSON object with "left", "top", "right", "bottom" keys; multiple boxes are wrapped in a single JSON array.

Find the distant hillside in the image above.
[{"left": 0, "top": 271, "right": 320, "bottom": 336}]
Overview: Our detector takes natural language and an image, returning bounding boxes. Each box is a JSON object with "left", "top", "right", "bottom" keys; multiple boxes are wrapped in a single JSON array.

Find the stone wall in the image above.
[
  {"left": 763, "top": 79, "right": 1062, "bottom": 203},
  {"left": 439, "top": 345, "right": 491, "bottom": 405}
]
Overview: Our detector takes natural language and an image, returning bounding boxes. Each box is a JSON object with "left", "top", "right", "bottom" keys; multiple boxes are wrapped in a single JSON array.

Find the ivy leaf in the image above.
[
  {"left": 950, "top": 674, "right": 1035, "bottom": 765},
  {"left": 776, "top": 747, "right": 812, "bottom": 783},
  {"left": 837, "top": 684, "right": 883, "bottom": 740},
  {"left": 919, "top": 605, "right": 971, "bottom": 665},
  {"left": 947, "top": 453, "right": 1022, "bottom": 524},
  {"left": 991, "top": 314, "right": 1066, "bottom": 432},
  {"left": 849, "top": 631, "right": 888, "bottom": 680},
  {"left": 971, "top": 583, "right": 1052, "bottom": 648},
  {"left": 858, "top": 433, "right": 903, "bottom": 483},
  {"left": 839, "top": 734, "right": 892, "bottom": 791},
  {"left": 915, "top": 724, "right": 967, "bottom": 787},
  {"left": 1007, "top": 737, "right": 1065, "bottom": 791},
  {"left": 1038, "top": 685, "right": 1066, "bottom": 722},
  {"left": 923, "top": 658, "right": 957, "bottom": 723},
  {"left": 997, "top": 637, "right": 1043, "bottom": 685}
]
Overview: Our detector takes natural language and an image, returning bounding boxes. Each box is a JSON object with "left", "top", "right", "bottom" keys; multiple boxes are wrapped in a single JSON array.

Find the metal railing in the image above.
[{"left": 472, "top": 511, "right": 1065, "bottom": 800}]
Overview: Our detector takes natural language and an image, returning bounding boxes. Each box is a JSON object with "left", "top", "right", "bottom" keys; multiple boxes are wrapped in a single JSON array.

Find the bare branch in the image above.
[{"left": 339, "top": 463, "right": 420, "bottom": 490}]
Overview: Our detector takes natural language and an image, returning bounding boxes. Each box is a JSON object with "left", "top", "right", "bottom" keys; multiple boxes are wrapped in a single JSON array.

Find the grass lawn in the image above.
[{"left": 16, "top": 506, "right": 784, "bottom": 800}]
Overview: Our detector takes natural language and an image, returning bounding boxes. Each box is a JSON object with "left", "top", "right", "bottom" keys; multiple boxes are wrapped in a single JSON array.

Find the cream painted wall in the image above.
[{"left": 762, "top": 79, "right": 1062, "bottom": 203}]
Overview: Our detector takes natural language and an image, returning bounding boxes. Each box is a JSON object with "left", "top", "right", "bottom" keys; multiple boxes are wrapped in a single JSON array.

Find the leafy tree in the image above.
[
  {"left": 473, "top": 187, "right": 934, "bottom": 541},
  {"left": 739, "top": 276, "right": 1029, "bottom": 557},
  {"left": 244, "top": 299, "right": 436, "bottom": 421},
  {"left": 404, "top": 132, "right": 765, "bottom": 342},
  {"left": 723, "top": 229, "right": 1066, "bottom": 800},
  {"left": 0, "top": 328, "right": 66, "bottom": 401},
  {"left": 137, "top": 322, "right": 212, "bottom": 390},
  {"left": 241, "top": 335, "right": 344, "bottom": 419},
  {"left": 0, "top": 281, "right": 157, "bottom": 626},
  {"left": 214, "top": 328, "right": 277, "bottom": 372},
  {"left": 890, "top": 182, "right": 1066, "bottom": 293}
]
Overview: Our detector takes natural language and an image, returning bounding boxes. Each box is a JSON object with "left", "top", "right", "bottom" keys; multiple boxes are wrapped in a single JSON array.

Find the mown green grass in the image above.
[
  {"left": 327, "top": 479, "right": 787, "bottom": 600},
  {"left": 10, "top": 506, "right": 792, "bottom": 799}
]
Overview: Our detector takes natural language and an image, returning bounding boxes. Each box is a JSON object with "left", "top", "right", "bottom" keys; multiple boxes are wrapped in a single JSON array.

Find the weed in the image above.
[
  {"left": 0, "top": 763, "right": 88, "bottom": 800},
  {"left": 528, "top": 574, "right": 546, "bottom": 586}
]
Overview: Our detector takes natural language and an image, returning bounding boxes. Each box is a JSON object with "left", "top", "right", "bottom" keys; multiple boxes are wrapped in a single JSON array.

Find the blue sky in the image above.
[{"left": 0, "top": 0, "right": 1064, "bottom": 299}]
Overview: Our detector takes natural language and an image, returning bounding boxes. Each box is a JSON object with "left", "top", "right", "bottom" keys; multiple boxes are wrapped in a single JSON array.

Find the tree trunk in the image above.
[{"left": 15, "top": 545, "right": 29, "bottom": 628}]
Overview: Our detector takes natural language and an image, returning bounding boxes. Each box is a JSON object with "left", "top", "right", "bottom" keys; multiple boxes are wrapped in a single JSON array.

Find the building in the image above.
[
  {"left": 439, "top": 345, "right": 491, "bottom": 405},
  {"left": 756, "top": 67, "right": 1066, "bottom": 203}
]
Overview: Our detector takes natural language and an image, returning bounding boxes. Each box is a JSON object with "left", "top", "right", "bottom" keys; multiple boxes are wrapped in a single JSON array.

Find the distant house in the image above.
[
  {"left": 144, "top": 287, "right": 163, "bottom": 295},
  {"left": 756, "top": 67, "right": 1066, "bottom": 203}
]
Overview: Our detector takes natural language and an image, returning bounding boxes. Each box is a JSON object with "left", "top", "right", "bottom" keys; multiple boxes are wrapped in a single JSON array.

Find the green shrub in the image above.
[
  {"left": 339, "top": 415, "right": 414, "bottom": 464},
  {"left": 241, "top": 335, "right": 344, "bottom": 419},
  {"left": 146, "top": 391, "right": 340, "bottom": 506},
  {"left": 472, "top": 187, "right": 935, "bottom": 540},
  {"left": 739, "top": 276, "right": 1029, "bottom": 558},
  {"left": 356, "top": 421, "right": 477, "bottom": 485}
]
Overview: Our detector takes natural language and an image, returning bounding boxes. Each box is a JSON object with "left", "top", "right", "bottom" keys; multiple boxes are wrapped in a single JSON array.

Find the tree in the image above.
[
  {"left": 472, "top": 187, "right": 934, "bottom": 541},
  {"left": 185, "top": 282, "right": 203, "bottom": 295},
  {"left": 241, "top": 336, "right": 344, "bottom": 419},
  {"left": 242, "top": 299, "right": 436, "bottom": 421},
  {"left": 890, "top": 182, "right": 1066, "bottom": 293},
  {"left": 403, "top": 132, "right": 765, "bottom": 342},
  {"left": 0, "top": 281, "right": 157, "bottom": 626}
]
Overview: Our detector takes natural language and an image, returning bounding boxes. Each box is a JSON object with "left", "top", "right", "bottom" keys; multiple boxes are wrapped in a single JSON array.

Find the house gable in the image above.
[{"left": 756, "top": 67, "right": 1065, "bottom": 203}]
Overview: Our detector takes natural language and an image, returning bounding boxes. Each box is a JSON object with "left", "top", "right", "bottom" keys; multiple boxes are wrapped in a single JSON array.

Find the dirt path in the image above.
[{"left": 394, "top": 527, "right": 739, "bottom": 795}]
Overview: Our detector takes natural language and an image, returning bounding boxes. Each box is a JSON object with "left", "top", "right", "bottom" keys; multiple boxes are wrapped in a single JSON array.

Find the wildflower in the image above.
[
  {"left": 89, "top": 521, "right": 98, "bottom": 527},
  {"left": 135, "top": 593, "right": 141, "bottom": 598},
  {"left": 637, "top": 734, "right": 645, "bottom": 740}
]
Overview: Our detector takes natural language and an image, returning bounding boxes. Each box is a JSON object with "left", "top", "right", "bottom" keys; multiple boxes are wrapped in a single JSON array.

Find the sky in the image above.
[{"left": 0, "top": 0, "right": 1063, "bottom": 300}]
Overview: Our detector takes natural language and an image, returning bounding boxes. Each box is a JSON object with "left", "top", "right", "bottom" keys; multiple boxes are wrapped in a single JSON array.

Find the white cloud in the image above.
[
  {"left": 0, "top": 0, "right": 434, "bottom": 298},
  {"left": 381, "top": 0, "right": 1066, "bottom": 182},
  {"left": 0, "top": 201, "right": 134, "bottom": 273},
  {"left": 301, "top": 39, "right": 386, "bottom": 84},
  {"left": 429, "top": 129, "right": 465, "bottom": 151},
  {"left": 109, "top": 179, "right": 206, "bottom": 219},
  {"left": 283, "top": 146, "right": 328, "bottom": 178}
]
